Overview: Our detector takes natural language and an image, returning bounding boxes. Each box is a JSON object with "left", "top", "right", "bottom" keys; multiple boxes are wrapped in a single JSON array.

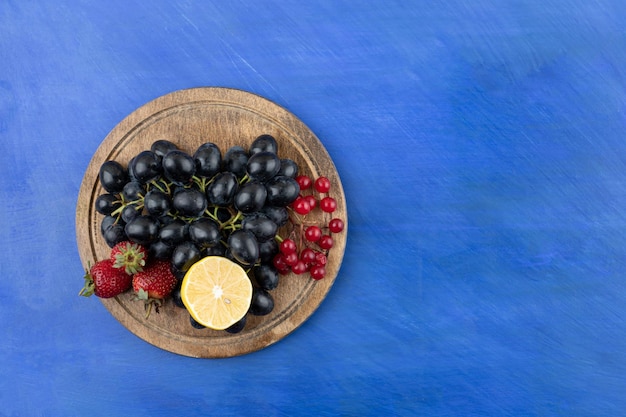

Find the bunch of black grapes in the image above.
[{"left": 94, "top": 134, "right": 301, "bottom": 326}]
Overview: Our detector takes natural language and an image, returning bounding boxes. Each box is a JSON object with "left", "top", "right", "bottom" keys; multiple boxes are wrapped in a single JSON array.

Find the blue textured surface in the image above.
[{"left": 2, "top": 1, "right": 626, "bottom": 415}]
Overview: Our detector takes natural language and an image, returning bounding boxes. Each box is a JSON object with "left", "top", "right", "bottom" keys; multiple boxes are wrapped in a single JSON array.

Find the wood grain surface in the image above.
[{"left": 76, "top": 87, "right": 347, "bottom": 358}]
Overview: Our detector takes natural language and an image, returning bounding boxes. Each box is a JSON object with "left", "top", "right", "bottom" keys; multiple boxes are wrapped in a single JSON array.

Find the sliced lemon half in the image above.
[{"left": 181, "top": 256, "right": 253, "bottom": 331}]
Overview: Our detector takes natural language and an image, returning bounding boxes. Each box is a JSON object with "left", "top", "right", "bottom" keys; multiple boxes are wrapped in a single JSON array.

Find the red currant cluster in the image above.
[{"left": 272, "top": 175, "right": 345, "bottom": 280}]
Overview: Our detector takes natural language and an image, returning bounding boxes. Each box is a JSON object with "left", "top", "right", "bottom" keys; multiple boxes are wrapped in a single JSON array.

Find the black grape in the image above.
[
  {"left": 124, "top": 215, "right": 159, "bottom": 246},
  {"left": 171, "top": 285, "right": 186, "bottom": 308},
  {"left": 223, "top": 146, "right": 248, "bottom": 178},
  {"left": 227, "top": 230, "right": 259, "bottom": 266},
  {"left": 120, "top": 204, "right": 141, "bottom": 223},
  {"left": 265, "top": 176, "right": 300, "bottom": 207},
  {"left": 249, "top": 134, "right": 278, "bottom": 155},
  {"left": 122, "top": 181, "right": 145, "bottom": 202},
  {"left": 173, "top": 188, "right": 207, "bottom": 218},
  {"left": 95, "top": 193, "right": 121, "bottom": 215},
  {"left": 159, "top": 219, "right": 188, "bottom": 247},
  {"left": 162, "top": 150, "right": 196, "bottom": 185},
  {"left": 190, "top": 315, "right": 206, "bottom": 329},
  {"left": 225, "top": 315, "right": 247, "bottom": 334},
  {"left": 99, "top": 161, "right": 128, "bottom": 193},
  {"left": 171, "top": 241, "right": 201, "bottom": 272},
  {"left": 234, "top": 181, "right": 267, "bottom": 213},
  {"left": 144, "top": 189, "right": 171, "bottom": 217},
  {"left": 188, "top": 218, "right": 220, "bottom": 249},
  {"left": 194, "top": 142, "right": 222, "bottom": 178},
  {"left": 258, "top": 238, "right": 279, "bottom": 264},
  {"left": 103, "top": 223, "right": 127, "bottom": 248},
  {"left": 278, "top": 158, "right": 298, "bottom": 178},
  {"left": 151, "top": 139, "right": 179, "bottom": 158},
  {"left": 149, "top": 240, "right": 174, "bottom": 260},
  {"left": 101, "top": 215, "right": 119, "bottom": 235},
  {"left": 249, "top": 288, "right": 274, "bottom": 316},
  {"left": 261, "top": 206, "right": 289, "bottom": 227},
  {"left": 204, "top": 242, "right": 227, "bottom": 257},
  {"left": 246, "top": 151, "right": 281, "bottom": 182},
  {"left": 253, "top": 264, "right": 279, "bottom": 291},
  {"left": 242, "top": 213, "right": 278, "bottom": 242},
  {"left": 207, "top": 172, "right": 238, "bottom": 206},
  {"left": 129, "top": 151, "right": 162, "bottom": 184}
]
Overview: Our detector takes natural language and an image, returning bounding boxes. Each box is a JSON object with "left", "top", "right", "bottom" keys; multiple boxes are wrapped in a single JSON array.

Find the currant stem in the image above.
[{"left": 298, "top": 222, "right": 304, "bottom": 253}]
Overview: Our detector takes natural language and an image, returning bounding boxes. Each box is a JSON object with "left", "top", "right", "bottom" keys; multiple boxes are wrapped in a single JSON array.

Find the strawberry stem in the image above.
[{"left": 78, "top": 263, "right": 95, "bottom": 297}]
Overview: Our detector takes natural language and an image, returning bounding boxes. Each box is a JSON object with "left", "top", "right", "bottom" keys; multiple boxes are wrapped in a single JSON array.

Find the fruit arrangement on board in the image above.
[{"left": 79, "top": 134, "right": 345, "bottom": 333}]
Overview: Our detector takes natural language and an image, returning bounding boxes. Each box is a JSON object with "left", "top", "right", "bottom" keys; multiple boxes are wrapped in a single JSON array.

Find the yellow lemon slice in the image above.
[{"left": 181, "top": 256, "right": 253, "bottom": 330}]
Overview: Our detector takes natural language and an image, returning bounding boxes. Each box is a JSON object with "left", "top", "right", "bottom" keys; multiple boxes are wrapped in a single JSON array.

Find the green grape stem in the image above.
[
  {"left": 192, "top": 175, "right": 210, "bottom": 192},
  {"left": 149, "top": 179, "right": 171, "bottom": 195},
  {"left": 238, "top": 174, "right": 250, "bottom": 185}
]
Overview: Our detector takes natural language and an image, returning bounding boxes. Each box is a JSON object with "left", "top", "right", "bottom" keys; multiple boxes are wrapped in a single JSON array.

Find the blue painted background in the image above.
[{"left": 2, "top": 1, "right": 625, "bottom": 415}]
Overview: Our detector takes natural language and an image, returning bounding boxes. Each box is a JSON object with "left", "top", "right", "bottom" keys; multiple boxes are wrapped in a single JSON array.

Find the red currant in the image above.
[
  {"left": 318, "top": 235, "right": 333, "bottom": 250},
  {"left": 304, "top": 195, "right": 317, "bottom": 210},
  {"left": 320, "top": 197, "right": 337, "bottom": 213},
  {"left": 314, "top": 176, "right": 331, "bottom": 193},
  {"left": 280, "top": 238, "right": 297, "bottom": 254},
  {"left": 329, "top": 218, "right": 344, "bottom": 233},
  {"left": 273, "top": 254, "right": 291, "bottom": 274},
  {"left": 314, "top": 252, "right": 327, "bottom": 266},
  {"left": 292, "top": 197, "right": 311, "bottom": 215},
  {"left": 310, "top": 265, "right": 326, "bottom": 280},
  {"left": 292, "top": 260, "right": 307, "bottom": 275},
  {"left": 304, "top": 225, "right": 322, "bottom": 242},
  {"left": 284, "top": 252, "right": 299, "bottom": 267},
  {"left": 296, "top": 175, "right": 312, "bottom": 190},
  {"left": 300, "top": 248, "right": 316, "bottom": 264}
]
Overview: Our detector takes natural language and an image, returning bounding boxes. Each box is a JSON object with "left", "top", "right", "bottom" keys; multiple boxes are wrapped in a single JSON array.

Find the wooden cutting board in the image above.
[{"left": 76, "top": 87, "right": 347, "bottom": 358}]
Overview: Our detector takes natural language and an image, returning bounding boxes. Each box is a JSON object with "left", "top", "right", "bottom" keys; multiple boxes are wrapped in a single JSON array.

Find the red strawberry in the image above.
[
  {"left": 110, "top": 241, "right": 147, "bottom": 275},
  {"left": 79, "top": 259, "right": 132, "bottom": 298},
  {"left": 132, "top": 260, "right": 178, "bottom": 317}
]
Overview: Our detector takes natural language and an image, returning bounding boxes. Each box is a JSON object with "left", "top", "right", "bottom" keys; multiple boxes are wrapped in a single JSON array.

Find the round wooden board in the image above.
[{"left": 76, "top": 87, "right": 347, "bottom": 358}]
